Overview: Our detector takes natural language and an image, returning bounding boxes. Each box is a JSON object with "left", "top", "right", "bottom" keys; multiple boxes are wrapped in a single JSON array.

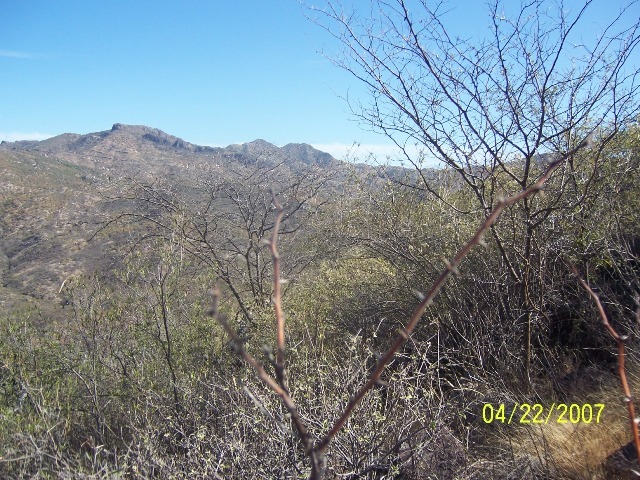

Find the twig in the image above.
[
  {"left": 208, "top": 286, "right": 325, "bottom": 478},
  {"left": 315, "top": 139, "right": 591, "bottom": 453},
  {"left": 213, "top": 138, "right": 589, "bottom": 477},
  {"left": 567, "top": 262, "right": 640, "bottom": 464},
  {"left": 241, "top": 383, "right": 288, "bottom": 434},
  {"left": 269, "top": 188, "right": 288, "bottom": 390}
]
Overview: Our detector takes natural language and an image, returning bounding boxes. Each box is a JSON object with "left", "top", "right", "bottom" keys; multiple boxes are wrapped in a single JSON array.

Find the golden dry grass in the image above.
[{"left": 506, "top": 369, "right": 639, "bottom": 479}]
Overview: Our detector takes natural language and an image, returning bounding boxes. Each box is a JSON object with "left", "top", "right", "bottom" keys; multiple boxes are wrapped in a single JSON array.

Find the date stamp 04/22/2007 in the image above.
[{"left": 482, "top": 403, "right": 605, "bottom": 425}]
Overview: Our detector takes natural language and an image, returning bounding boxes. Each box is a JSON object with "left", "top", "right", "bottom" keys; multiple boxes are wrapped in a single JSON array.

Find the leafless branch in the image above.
[
  {"left": 216, "top": 137, "right": 590, "bottom": 477},
  {"left": 208, "top": 286, "right": 325, "bottom": 478},
  {"left": 315, "top": 136, "right": 591, "bottom": 453},
  {"left": 567, "top": 261, "right": 640, "bottom": 464},
  {"left": 269, "top": 189, "right": 288, "bottom": 389}
]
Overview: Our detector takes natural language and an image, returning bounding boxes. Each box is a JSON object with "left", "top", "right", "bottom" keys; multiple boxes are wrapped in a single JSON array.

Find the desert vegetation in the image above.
[{"left": 1, "top": 0, "right": 640, "bottom": 478}]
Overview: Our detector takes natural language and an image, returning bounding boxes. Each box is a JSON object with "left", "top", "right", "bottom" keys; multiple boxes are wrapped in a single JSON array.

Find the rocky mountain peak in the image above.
[{"left": 106, "top": 123, "right": 192, "bottom": 150}]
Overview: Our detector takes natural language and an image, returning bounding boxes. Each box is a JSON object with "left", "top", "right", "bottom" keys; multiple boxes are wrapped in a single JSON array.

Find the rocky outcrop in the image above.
[{"left": 281, "top": 143, "right": 335, "bottom": 166}]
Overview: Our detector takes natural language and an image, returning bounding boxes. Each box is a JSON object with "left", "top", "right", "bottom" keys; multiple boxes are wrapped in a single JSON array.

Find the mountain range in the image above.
[
  {"left": 1, "top": 123, "right": 337, "bottom": 178},
  {"left": 0, "top": 124, "right": 352, "bottom": 322},
  {"left": 0, "top": 123, "right": 430, "bottom": 326}
]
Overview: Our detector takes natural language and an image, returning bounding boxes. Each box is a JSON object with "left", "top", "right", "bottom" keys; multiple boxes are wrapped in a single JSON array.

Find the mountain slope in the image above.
[
  {"left": 281, "top": 143, "right": 335, "bottom": 166},
  {"left": 1, "top": 124, "right": 339, "bottom": 178},
  {"left": 0, "top": 124, "right": 344, "bottom": 321}
]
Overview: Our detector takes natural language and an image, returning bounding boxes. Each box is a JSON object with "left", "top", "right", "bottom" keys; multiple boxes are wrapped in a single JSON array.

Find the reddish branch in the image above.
[
  {"left": 567, "top": 263, "right": 640, "bottom": 464},
  {"left": 212, "top": 139, "right": 591, "bottom": 478},
  {"left": 208, "top": 286, "right": 323, "bottom": 475},
  {"left": 210, "top": 190, "right": 325, "bottom": 476},
  {"left": 268, "top": 188, "right": 288, "bottom": 388},
  {"left": 315, "top": 139, "right": 591, "bottom": 453}
]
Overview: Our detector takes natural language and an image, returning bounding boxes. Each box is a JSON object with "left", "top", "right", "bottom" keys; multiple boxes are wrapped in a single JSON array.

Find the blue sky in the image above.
[{"left": 1, "top": 1, "right": 638, "bottom": 162}]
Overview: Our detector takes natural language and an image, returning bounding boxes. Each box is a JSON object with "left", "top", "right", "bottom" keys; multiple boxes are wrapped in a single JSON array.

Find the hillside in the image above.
[
  {"left": 1, "top": 123, "right": 341, "bottom": 178},
  {"left": 2, "top": 123, "right": 637, "bottom": 479},
  {"left": 0, "top": 124, "right": 348, "bottom": 320}
]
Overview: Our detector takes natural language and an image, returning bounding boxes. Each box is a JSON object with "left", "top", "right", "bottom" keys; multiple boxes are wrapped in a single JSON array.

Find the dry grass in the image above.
[{"left": 504, "top": 369, "right": 639, "bottom": 479}]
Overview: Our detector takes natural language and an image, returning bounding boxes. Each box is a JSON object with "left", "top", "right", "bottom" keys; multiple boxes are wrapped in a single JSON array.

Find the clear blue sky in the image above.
[{"left": 1, "top": 1, "right": 637, "bottom": 162}]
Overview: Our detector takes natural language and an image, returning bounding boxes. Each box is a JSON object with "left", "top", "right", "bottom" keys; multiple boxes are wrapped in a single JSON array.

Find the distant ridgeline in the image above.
[{"left": 0, "top": 123, "right": 340, "bottom": 175}]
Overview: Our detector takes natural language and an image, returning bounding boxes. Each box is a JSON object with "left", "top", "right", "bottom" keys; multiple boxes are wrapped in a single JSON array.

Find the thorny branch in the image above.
[
  {"left": 315, "top": 137, "right": 593, "bottom": 453},
  {"left": 567, "top": 262, "right": 640, "bottom": 465},
  {"left": 269, "top": 188, "right": 288, "bottom": 389},
  {"left": 211, "top": 138, "right": 592, "bottom": 478},
  {"left": 208, "top": 286, "right": 323, "bottom": 475},
  {"left": 209, "top": 189, "right": 325, "bottom": 477}
]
